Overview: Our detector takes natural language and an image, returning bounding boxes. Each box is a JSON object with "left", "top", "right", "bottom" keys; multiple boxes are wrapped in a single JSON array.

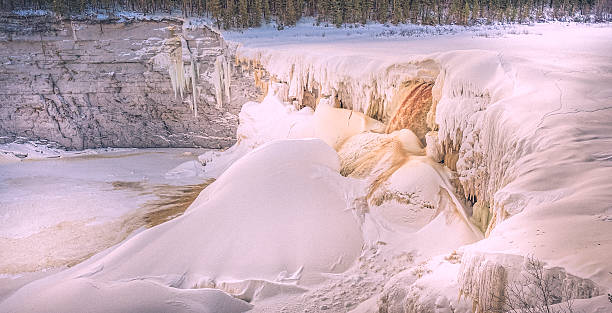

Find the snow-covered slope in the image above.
[
  {"left": 225, "top": 22, "right": 612, "bottom": 311},
  {"left": 0, "top": 138, "right": 366, "bottom": 312},
  {"left": 2, "top": 22, "right": 611, "bottom": 313}
]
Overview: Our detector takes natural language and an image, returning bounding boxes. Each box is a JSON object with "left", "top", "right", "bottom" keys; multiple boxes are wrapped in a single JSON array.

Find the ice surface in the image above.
[{"left": 0, "top": 148, "right": 207, "bottom": 274}]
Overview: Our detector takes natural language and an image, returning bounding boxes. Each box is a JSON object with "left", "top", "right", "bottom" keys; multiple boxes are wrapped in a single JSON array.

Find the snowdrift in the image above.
[{"left": 0, "top": 138, "right": 367, "bottom": 312}]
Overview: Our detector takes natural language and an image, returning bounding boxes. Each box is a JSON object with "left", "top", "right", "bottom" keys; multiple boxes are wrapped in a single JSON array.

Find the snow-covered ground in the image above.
[
  {"left": 223, "top": 17, "right": 535, "bottom": 46},
  {"left": 0, "top": 138, "right": 132, "bottom": 164},
  {"left": 1, "top": 21, "right": 611, "bottom": 313}
]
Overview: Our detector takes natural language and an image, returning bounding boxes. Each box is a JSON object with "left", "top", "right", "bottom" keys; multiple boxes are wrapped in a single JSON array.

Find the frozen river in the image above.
[{"left": 0, "top": 148, "right": 210, "bottom": 278}]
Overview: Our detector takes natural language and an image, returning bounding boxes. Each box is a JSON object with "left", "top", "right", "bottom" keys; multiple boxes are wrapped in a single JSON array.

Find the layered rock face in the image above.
[{"left": 0, "top": 13, "right": 259, "bottom": 149}]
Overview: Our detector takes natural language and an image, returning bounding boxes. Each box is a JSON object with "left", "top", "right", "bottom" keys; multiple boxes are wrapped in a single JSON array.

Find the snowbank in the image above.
[
  {"left": 2, "top": 275, "right": 251, "bottom": 313},
  {"left": 223, "top": 17, "right": 532, "bottom": 47},
  {"left": 0, "top": 139, "right": 130, "bottom": 162}
]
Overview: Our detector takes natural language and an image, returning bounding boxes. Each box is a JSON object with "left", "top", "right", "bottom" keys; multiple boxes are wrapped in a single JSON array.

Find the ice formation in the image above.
[
  {"left": 153, "top": 26, "right": 232, "bottom": 116},
  {"left": 152, "top": 35, "right": 189, "bottom": 104},
  {"left": 222, "top": 23, "right": 612, "bottom": 311},
  {"left": 187, "top": 38, "right": 199, "bottom": 117},
  {"left": 234, "top": 46, "right": 515, "bottom": 236},
  {"left": 213, "top": 54, "right": 231, "bottom": 109},
  {"left": 2, "top": 23, "right": 611, "bottom": 313},
  {"left": 236, "top": 50, "right": 439, "bottom": 122}
]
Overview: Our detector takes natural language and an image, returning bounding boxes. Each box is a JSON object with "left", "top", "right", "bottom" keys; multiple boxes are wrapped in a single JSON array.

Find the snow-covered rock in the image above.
[{"left": 228, "top": 22, "right": 612, "bottom": 310}]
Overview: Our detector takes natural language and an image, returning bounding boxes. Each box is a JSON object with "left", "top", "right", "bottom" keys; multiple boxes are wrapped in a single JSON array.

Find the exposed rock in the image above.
[{"left": 0, "top": 13, "right": 260, "bottom": 149}]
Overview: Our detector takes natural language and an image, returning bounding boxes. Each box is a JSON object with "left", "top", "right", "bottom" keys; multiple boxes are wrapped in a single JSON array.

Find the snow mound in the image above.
[
  {"left": 312, "top": 103, "right": 385, "bottom": 149},
  {"left": 2, "top": 278, "right": 251, "bottom": 313},
  {"left": 197, "top": 83, "right": 315, "bottom": 177},
  {"left": 1, "top": 139, "right": 364, "bottom": 311}
]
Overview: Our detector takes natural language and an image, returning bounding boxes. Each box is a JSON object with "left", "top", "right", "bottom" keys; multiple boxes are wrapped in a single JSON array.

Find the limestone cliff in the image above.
[{"left": 0, "top": 13, "right": 259, "bottom": 149}]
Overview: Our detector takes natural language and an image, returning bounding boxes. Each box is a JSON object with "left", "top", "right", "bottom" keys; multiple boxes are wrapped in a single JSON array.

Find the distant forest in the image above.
[{"left": 3, "top": 0, "right": 611, "bottom": 28}]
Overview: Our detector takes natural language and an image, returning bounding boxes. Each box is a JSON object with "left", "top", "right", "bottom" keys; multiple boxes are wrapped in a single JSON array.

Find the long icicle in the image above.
[
  {"left": 220, "top": 40, "right": 229, "bottom": 107},
  {"left": 191, "top": 56, "right": 198, "bottom": 117},
  {"left": 184, "top": 37, "right": 199, "bottom": 118},
  {"left": 213, "top": 55, "right": 224, "bottom": 109}
]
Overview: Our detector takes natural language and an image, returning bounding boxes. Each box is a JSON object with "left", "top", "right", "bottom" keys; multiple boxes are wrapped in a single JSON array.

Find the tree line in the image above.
[{"left": 2, "top": 0, "right": 610, "bottom": 28}]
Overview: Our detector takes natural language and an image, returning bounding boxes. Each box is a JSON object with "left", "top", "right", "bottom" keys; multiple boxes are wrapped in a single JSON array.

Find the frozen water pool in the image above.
[{"left": 0, "top": 148, "right": 211, "bottom": 276}]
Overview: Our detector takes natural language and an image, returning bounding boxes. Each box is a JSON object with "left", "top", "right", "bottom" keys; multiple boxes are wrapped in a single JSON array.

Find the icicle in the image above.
[
  {"left": 164, "top": 36, "right": 186, "bottom": 99},
  {"left": 155, "top": 37, "right": 187, "bottom": 99},
  {"left": 154, "top": 33, "right": 202, "bottom": 117},
  {"left": 180, "top": 35, "right": 201, "bottom": 117},
  {"left": 213, "top": 55, "right": 224, "bottom": 109},
  {"left": 190, "top": 57, "right": 198, "bottom": 117},
  {"left": 187, "top": 43, "right": 199, "bottom": 118},
  {"left": 223, "top": 56, "right": 231, "bottom": 102},
  {"left": 71, "top": 21, "right": 78, "bottom": 41},
  {"left": 153, "top": 52, "right": 182, "bottom": 99},
  {"left": 212, "top": 53, "right": 231, "bottom": 110}
]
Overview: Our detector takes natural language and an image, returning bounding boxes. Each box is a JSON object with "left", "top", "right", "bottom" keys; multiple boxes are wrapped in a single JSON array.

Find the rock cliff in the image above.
[{"left": 0, "top": 13, "right": 259, "bottom": 149}]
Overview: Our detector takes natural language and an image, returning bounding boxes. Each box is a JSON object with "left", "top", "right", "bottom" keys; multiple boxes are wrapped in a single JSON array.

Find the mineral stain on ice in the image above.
[
  {"left": 64, "top": 179, "right": 217, "bottom": 266},
  {"left": 385, "top": 80, "right": 434, "bottom": 140},
  {"left": 111, "top": 179, "right": 215, "bottom": 228}
]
